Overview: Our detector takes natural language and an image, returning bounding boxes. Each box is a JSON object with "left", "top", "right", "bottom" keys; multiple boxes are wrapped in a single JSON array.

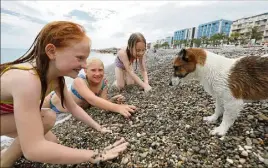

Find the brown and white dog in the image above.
[{"left": 171, "top": 48, "right": 268, "bottom": 136}]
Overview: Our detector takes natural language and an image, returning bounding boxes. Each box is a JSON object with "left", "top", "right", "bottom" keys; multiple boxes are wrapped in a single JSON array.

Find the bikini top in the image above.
[{"left": 0, "top": 65, "right": 54, "bottom": 105}]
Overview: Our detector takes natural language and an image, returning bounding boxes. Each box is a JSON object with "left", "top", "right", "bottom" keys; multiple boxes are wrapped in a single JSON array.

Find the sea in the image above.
[
  {"left": 0, "top": 48, "right": 116, "bottom": 147},
  {"left": 1, "top": 48, "right": 116, "bottom": 86}
]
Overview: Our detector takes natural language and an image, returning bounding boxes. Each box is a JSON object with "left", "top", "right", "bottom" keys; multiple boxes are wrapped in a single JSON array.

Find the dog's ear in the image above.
[{"left": 178, "top": 48, "right": 189, "bottom": 62}]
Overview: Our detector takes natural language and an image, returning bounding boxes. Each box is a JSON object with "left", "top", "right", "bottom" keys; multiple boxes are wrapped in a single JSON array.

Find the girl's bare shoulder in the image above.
[{"left": 118, "top": 47, "right": 127, "bottom": 54}]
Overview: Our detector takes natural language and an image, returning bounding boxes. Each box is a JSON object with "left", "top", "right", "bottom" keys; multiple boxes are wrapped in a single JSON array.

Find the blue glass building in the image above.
[
  {"left": 197, "top": 19, "right": 232, "bottom": 38},
  {"left": 174, "top": 27, "right": 196, "bottom": 41},
  {"left": 174, "top": 29, "right": 187, "bottom": 41}
]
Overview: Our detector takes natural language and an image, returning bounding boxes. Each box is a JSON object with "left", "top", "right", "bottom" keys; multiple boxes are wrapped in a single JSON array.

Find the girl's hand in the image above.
[
  {"left": 115, "top": 104, "right": 136, "bottom": 118},
  {"left": 110, "top": 94, "right": 125, "bottom": 104},
  {"left": 99, "top": 126, "right": 112, "bottom": 134},
  {"left": 144, "top": 84, "right": 152, "bottom": 92},
  {"left": 92, "top": 138, "right": 129, "bottom": 163}
]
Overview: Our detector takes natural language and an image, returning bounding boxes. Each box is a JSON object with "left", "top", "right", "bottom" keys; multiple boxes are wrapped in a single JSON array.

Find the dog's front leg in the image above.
[
  {"left": 203, "top": 97, "right": 224, "bottom": 123},
  {"left": 210, "top": 99, "right": 243, "bottom": 136}
]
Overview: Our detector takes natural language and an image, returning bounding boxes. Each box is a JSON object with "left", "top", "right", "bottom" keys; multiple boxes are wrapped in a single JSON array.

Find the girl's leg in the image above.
[
  {"left": 125, "top": 65, "right": 135, "bottom": 85},
  {"left": 115, "top": 67, "right": 126, "bottom": 90},
  {"left": 0, "top": 109, "right": 57, "bottom": 167}
]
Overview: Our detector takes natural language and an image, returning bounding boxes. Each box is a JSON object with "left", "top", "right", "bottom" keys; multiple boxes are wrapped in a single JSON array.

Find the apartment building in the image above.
[
  {"left": 230, "top": 12, "right": 268, "bottom": 42},
  {"left": 165, "top": 36, "right": 173, "bottom": 47},
  {"left": 174, "top": 27, "right": 196, "bottom": 41},
  {"left": 156, "top": 39, "right": 166, "bottom": 45},
  {"left": 197, "top": 19, "right": 232, "bottom": 38}
]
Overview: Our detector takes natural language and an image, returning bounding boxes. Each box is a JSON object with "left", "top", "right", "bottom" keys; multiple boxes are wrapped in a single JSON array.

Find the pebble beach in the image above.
[{"left": 12, "top": 47, "right": 268, "bottom": 168}]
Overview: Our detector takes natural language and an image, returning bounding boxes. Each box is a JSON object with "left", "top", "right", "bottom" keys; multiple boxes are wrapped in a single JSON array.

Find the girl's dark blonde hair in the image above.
[{"left": 0, "top": 21, "right": 87, "bottom": 109}]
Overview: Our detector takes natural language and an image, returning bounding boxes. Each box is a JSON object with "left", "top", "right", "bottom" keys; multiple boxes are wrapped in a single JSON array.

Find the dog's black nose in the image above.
[{"left": 169, "top": 81, "right": 173, "bottom": 86}]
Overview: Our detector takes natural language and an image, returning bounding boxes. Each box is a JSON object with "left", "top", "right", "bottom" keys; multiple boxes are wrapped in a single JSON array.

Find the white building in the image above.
[
  {"left": 185, "top": 27, "right": 197, "bottom": 40},
  {"left": 230, "top": 12, "right": 268, "bottom": 42},
  {"left": 165, "top": 36, "right": 173, "bottom": 48},
  {"left": 159, "top": 39, "right": 166, "bottom": 44}
]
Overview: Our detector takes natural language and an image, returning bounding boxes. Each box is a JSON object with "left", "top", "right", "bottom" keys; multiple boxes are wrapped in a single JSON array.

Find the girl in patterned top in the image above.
[{"left": 114, "top": 32, "right": 152, "bottom": 92}]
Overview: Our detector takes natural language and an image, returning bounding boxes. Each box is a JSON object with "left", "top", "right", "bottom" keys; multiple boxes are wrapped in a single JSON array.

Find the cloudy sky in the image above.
[{"left": 1, "top": 1, "right": 267, "bottom": 49}]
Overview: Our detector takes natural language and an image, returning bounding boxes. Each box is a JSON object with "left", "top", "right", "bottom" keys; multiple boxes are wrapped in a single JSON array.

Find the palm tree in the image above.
[
  {"left": 161, "top": 42, "right": 169, "bottom": 49},
  {"left": 230, "top": 32, "right": 240, "bottom": 45},
  {"left": 193, "top": 38, "right": 201, "bottom": 47},
  {"left": 173, "top": 40, "right": 180, "bottom": 48},
  {"left": 249, "top": 26, "right": 263, "bottom": 42},
  {"left": 189, "top": 39, "right": 194, "bottom": 47},
  {"left": 217, "top": 33, "right": 227, "bottom": 46},
  {"left": 210, "top": 34, "right": 218, "bottom": 46},
  {"left": 153, "top": 44, "right": 160, "bottom": 49},
  {"left": 201, "top": 36, "right": 209, "bottom": 47},
  {"left": 181, "top": 39, "right": 188, "bottom": 47},
  {"left": 239, "top": 35, "right": 248, "bottom": 45},
  {"left": 174, "top": 40, "right": 183, "bottom": 48}
]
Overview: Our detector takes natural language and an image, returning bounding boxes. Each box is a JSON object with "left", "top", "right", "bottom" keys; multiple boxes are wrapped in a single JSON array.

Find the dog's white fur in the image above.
[{"left": 172, "top": 50, "right": 256, "bottom": 136}]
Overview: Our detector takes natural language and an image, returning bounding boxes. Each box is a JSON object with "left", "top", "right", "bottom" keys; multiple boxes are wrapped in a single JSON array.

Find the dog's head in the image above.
[{"left": 170, "top": 48, "right": 206, "bottom": 86}]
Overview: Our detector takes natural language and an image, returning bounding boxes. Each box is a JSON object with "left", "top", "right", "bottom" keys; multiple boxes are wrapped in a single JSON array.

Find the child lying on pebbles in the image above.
[{"left": 43, "top": 58, "right": 137, "bottom": 119}]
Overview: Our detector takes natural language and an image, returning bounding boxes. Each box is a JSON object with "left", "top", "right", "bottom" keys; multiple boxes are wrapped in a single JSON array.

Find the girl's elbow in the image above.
[
  {"left": 23, "top": 146, "right": 41, "bottom": 162},
  {"left": 22, "top": 139, "right": 47, "bottom": 162}
]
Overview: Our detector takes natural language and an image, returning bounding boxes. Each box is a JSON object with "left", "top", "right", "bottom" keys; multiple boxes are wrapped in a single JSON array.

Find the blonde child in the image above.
[
  {"left": 43, "top": 58, "right": 136, "bottom": 118},
  {"left": 0, "top": 21, "right": 128, "bottom": 167},
  {"left": 114, "top": 32, "right": 152, "bottom": 92}
]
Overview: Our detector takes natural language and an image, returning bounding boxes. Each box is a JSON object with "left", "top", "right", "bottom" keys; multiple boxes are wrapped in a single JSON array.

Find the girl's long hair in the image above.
[
  {"left": 126, "top": 32, "right": 146, "bottom": 70},
  {"left": 0, "top": 21, "right": 87, "bottom": 109}
]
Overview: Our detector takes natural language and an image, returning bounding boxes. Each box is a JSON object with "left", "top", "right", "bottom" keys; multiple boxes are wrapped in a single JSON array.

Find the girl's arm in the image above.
[
  {"left": 100, "top": 88, "right": 125, "bottom": 104},
  {"left": 56, "top": 84, "right": 103, "bottom": 132},
  {"left": 139, "top": 53, "right": 149, "bottom": 84},
  {"left": 73, "top": 78, "right": 121, "bottom": 112},
  {"left": 12, "top": 72, "right": 99, "bottom": 164},
  {"left": 118, "top": 50, "right": 148, "bottom": 89},
  {"left": 73, "top": 78, "right": 135, "bottom": 118}
]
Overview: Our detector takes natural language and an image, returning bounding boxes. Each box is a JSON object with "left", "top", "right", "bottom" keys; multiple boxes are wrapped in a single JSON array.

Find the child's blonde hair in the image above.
[{"left": 86, "top": 58, "right": 104, "bottom": 68}]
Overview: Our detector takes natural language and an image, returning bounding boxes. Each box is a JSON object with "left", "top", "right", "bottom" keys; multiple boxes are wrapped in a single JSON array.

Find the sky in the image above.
[{"left": 1, "top": 1, "right": 268, "bottom": 49}]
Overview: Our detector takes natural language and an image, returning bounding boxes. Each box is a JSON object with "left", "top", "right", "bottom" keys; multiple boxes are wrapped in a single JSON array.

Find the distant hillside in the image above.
[{"left": 92, "top": 47, "right": 119, "bottom": 54}]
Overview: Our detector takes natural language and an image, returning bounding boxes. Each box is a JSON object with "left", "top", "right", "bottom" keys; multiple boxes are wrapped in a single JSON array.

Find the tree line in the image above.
[{"left": 154, "top": 26, "right": 264, "bottom": 49}]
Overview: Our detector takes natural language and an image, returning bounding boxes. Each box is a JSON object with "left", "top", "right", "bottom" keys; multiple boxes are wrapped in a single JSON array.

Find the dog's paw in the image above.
[
  {"left": 210, "top": 126, "right": 227, "bottom": 136},
  {"left": 203, "top": 115, "right": 218, "bottom": 123}
]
